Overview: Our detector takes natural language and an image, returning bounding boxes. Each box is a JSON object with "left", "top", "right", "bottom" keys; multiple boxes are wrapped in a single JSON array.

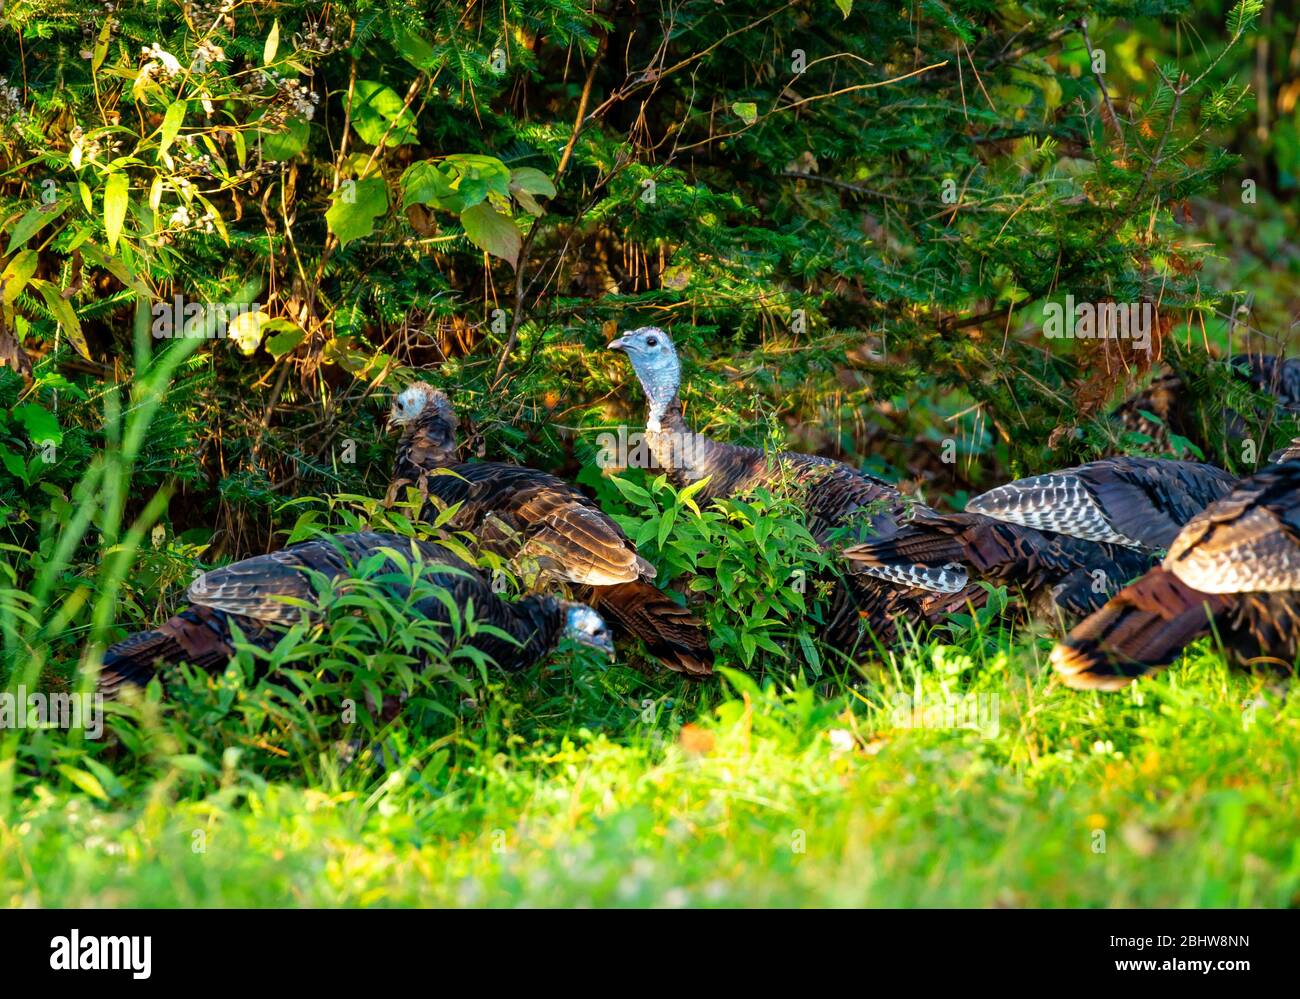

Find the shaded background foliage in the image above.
[{"left": 0, "top": 0, "right": 1295, "bottom": 637}]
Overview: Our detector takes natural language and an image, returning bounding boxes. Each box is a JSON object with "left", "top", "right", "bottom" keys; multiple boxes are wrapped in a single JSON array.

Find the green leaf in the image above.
[
  {"left": 460, "top": 202, "right": 521, "bottom": 267},
  {"left": 11, "top": 404, "right": 61, "bottom": 445},
  {"left": 5, "top": 200, "right": 69, "bottom": 255},
  {"left": 733, "top": 101, "right": 758, "bottom": 125},
  {"left": 834, "top": 0, "right": 853, "bottom": 17},
  {"left": 0, "top": 445, "right": 26, "bottom": 483},
  {"left": 91, "top": 19, "right": 112, "bottom": 73},
  {"left": 509, "top": 168, "right": 556, "bottom": 216},
  {"left": 103, "top": 172, "right": 129, "bottom": 252},
  {"left": 395, "top": 27, "right": 439, "bottom": 71},
  {"left": 402, "top": 156, "right": 513, "bottom": 214},
  {"left": 57, "top": 764, "right": 109, "bottom": 801},
  {"left": 168, "top": 754, "right": 219, "bottom": 774},
  {"left": 264, "top": 320, "right": 306, "bottom": 358},
  {"left": 509, "top": 167, "right": 556, "bottom": 197},
  {"left": 29, "top": 279, "right": 90, "bottom": 360},
  {"left": 349, "top": 81, "right": 417, "bottom": 147},
  {"left": 326, "top": 177, "right": 389, "bottom": 247},
  {"left": 158, "top": 100, "right": 187, "bottom": 158},
  {"left": 263, "top": 19, "right": 280, "bottom": 65},
  {"left": 262, "top": 119, "right": 310, "bottom": 161},
  {"left": 1, "top": 250, "right": 39, "bottom": 304}
]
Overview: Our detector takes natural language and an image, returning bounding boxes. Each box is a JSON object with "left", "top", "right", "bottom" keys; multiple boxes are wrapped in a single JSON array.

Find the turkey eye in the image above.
[{"left": 646, "top": 337, "right": 658, "bottom": 347}]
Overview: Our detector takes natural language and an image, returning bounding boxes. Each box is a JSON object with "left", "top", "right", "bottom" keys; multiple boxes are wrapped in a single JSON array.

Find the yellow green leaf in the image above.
[
  {"left": 104, "top": 172, "right": 129, "bottom": 252},
  {"left": 264, "top": 19, "right": 280, "bottom": 65},
  {"left": 159, "top": 100, "right": 186, "bottom": 158},
  {"left": 1, "top": 250, "right": 38, "bottom": 305},
  {"left": 30, "top": 278, "right": 91, "bottom": 360}
]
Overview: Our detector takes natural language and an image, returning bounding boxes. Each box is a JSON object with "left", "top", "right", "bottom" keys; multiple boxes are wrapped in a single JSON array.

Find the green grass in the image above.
[
  {"left": 5, "top": 628, "right": 1298, "bottom": 908},
  {"left": 3, "top": 312, "right": 1296, "bottom": 908}
]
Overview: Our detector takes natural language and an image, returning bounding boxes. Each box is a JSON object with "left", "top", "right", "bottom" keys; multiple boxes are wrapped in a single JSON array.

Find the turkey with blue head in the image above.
[{"left": 607, "top": 324, "right": 987, "bottom": 651}]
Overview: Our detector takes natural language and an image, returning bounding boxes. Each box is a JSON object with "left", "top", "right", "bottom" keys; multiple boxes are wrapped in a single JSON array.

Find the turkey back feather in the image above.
[{"left": 391, "top": 391, "right": 713, "bottom": 676}]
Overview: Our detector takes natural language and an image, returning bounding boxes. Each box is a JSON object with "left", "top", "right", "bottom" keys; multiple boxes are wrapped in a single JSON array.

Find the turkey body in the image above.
[
  {"left": 608, "top": 326, "right": 987, "bottom": 650},
  {"left": 843, "top": 456, "right": 1236, "bottom": 618},
  {"left": 1052, "top": 461, "right": 1300, "bottom": 689},
  {"left": 1111, "top": 353, "right": 1300, "bottom": 452},
  {"left": 98, "top": 532, "right": 593, "bottom": 697},
  {"left": 389, "top": 386, "right": 712, "bottom": 676}
]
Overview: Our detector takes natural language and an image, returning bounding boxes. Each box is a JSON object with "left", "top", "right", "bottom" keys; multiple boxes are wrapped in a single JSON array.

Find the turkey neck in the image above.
[
  {"left": 494, "top": 594, "right": 564, "bottom": 668},
  {"left": 395, "top": 414, "right": 457, "bottom": 481},
  {"left": 646, "top": 400, "right": 762, "bottom": 503}
]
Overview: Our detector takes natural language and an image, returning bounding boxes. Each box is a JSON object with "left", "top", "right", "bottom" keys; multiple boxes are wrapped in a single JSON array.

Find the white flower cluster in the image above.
[
  {"left": 191, "top": 40, "right": 227, "bottom": 73},
  {"left": 139, "top": 44, "right": 183, "bottom": 82},
  {"left": 296, "top": 21, "right": 347, "bottom": 56},
  {"left": 0, "top": 77, "right": 23, "bottom": 120}
]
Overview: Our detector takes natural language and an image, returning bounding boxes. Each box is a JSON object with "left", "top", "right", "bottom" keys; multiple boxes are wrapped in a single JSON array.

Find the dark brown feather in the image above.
[
  {"left": 393, "top": 406, "right": 712, "bottom": 676},
  {"left": 1053, "top": 461, "right": 1300, "bottom": 688}
]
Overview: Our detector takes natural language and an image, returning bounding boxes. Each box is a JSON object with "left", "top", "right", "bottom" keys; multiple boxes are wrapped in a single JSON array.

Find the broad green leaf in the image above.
[
  {"left": 402, "top": 156, "right": 511, "bottom": 213},
  {"left": 349, "top": 81, "right": 417, "bottom": 147},
  {"left": 326, "top": 177, "right": 389, "bottom": 247},
  {"left": 167, "top": 754, "right": 218, "bottom": 774},
  {"left": 103, "top": 172, "right": 129, "bottom": 252},
  {"left": 460, "top": 202, "right": 521, "bottom": 267},
  {"left": 0, "top": 445, "right": 25, "bottom": 483},
  {"left": 835, "top": 0, "right": 853, "bottom": 16},
  {"left": 733, "top": 102, "right": 758, "bottom": 125},
  {"left": 264, "top": 319, "right": 306, "bottom": 358},
  {"left": 509, "top": 167, "right": 556, "bottom": 215},
  {"left": 395, "top": 27, "right": 439, "bottom": 70},
  {"left": 400, "top": 160, "right": 462, "bottom": 210},
  {"left": 508, "top": 167, "right": 557, "bottom": 197},
  {"left": 91, "top": 19, "right": 112, "bottom": 73},
  {"left": 262, "top": 119, "right": 310, "bottom": 161},
  {"left": 56, "top": 765, "right": 109, "bottom": 801},
  {"left": 12, "top": 404, "right": 61, "bottom": 445},
  {"left": 443, "top": 154, "right": 512, "bottom": 199}
]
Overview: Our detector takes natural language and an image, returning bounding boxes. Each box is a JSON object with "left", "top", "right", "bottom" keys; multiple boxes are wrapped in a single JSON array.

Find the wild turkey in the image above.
[
  {"left": 1111, "top": 353, "right": 1300, "bottom": 453},
  {"left": 1268, "top": 437, "right": 1300, "bottom": 463},
  {"left": 387, "top": 385, "right": 712, "bottom": 676},
  {"left": 842, "top": 457, "right": 1236, "bottom": 618},
  {"left": 1051, "top": 460, "right": 1300, "bottom": 690},
  {"left": 606, "top": 325, "right": 986, "bottom": 648},
  {"left": 97, "top": 531, "right": 613, "bottom": 697}
]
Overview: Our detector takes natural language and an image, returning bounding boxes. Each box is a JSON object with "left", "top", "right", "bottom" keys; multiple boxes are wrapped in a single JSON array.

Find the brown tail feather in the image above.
[
  {"left": 591, "top": 580, "right": 713, "bottom": 677},
  {"left": 98, "top": 607, "right": 235, "bottom": 697},
  {"left": 1051, "top": 568, "right": 1230, "bottom": 690}
]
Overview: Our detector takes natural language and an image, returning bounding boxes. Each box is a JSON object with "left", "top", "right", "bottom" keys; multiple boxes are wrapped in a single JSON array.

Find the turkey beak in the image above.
[
  {"left": 607, "top": 336, "right": 629, "bottom": 352},
  {"left": 578, "top": 630, "right": 616, "bottom": 660}
]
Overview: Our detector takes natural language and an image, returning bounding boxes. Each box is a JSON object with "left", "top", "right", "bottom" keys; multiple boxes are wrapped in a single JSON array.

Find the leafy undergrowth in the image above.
[{"left": 5, "top": 630, "right": 1298, "bottom": 908}]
